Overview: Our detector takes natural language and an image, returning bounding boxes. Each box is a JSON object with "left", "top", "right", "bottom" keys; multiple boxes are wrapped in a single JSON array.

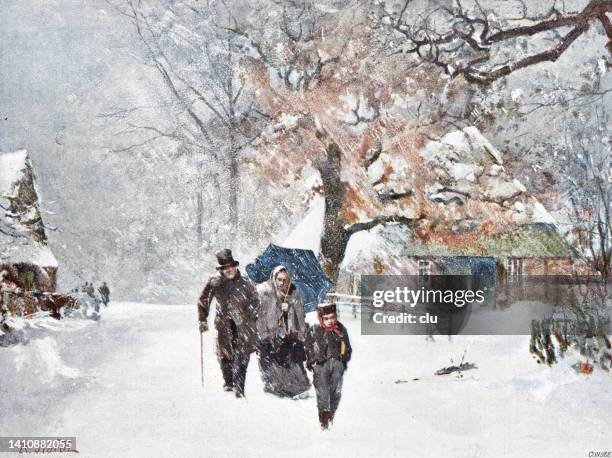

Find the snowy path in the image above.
[{"left": 2, "top": 302, "right": 611, "bottom": 457}]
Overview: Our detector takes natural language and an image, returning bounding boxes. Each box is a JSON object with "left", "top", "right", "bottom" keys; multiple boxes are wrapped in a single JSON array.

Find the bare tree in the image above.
[
  {"left": 377, "top": 0, "right": 612, "bottom": 84},
  {"left": 219, "top": 1, "right": 430, "bottom": 280},
  {"left": 224, "top": 1, "right": 498, "bottom": 281},
  {"left": 563, "top": 105, "right": 611, "bottom": 279},
  {"left": 311, "top": 121, "right": 420, "bottom": 282},
  {"left": 223, "top": 0, "right": 345, "bottom": 92},
  {"left": 104, "top": 0, "right": 265, "bottom": 246}
]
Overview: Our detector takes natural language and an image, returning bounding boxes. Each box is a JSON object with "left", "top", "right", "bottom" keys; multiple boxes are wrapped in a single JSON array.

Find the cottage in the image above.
[
  {"left": 0, "top": 150, "right": 57, "bottom": 292},
  {"left": 339, "top": 222, "right": 577, "bottom": 289},
  {"left": 280, "top": 127, "right": 582, "bottom": 294}
]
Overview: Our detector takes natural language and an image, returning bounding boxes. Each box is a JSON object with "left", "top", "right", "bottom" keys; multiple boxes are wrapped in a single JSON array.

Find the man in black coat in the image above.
[
  {"left": 198, "top": 249, "right": 259, "bottom": 397},
  {"left": 305, "top": 302, "right": 352, "bottom": 429}
]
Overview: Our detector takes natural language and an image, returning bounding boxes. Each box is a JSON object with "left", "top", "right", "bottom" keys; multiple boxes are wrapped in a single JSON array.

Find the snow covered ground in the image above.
[{"left": 1, "top": 302, "right": 611, "bottom": 457}]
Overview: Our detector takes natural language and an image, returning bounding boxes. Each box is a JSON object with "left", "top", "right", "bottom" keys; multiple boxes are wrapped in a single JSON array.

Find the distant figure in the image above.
[
  {"left": 98, "top": 282, "right": 110, "bottom": 307},
  {"left": 12, "top": 288, "right": 24, "bottom": 317},
  {"left": 46, "top": 293, "right": 62, "bottom": 320},
  {"left": 305, "top": 302, "right": 352, "bottom": 430},
  {"left": 0, "top": 271, "right": 9, "bottom": 313},
  {"left": 1, "top": 270, "right": 19, "bottom": 319},
  {"left": 84, "top": 282, "right": 95, "bottom": 298},
  {"left": 0, "top": 272, "right": 8, "bottom": 323}
]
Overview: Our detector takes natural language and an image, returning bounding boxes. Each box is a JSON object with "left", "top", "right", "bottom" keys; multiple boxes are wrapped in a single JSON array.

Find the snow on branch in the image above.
[
  {"left": 377, "top": 190, "right": 413, "bottom": 203},
  {"left": 220, "top": 6, "right": 342, "bottom": 92},
  {"left": 346, "top": 214, "right": 418, "bottom": 235},
  {"left": 363, "top": 142, "right": 383, "bottom": 171},
  {"left": 379, "top": 0, "right": 612, "bottom": 84}
]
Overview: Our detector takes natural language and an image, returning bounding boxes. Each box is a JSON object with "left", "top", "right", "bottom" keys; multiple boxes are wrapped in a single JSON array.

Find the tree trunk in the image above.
[
  {"left": 228, "top": 139, "right": 239, "bottom": 245},
  {"left": 196, "top": 188, "right": 204, "bottom": 252},
  {"left": 320, "top": 216, "right": 350, "bottom": 285},
  {"left": 317, "top": 141, "right": 349, "bottom": 285},
  {"left": 226, "top": 27, "right": 239, "bottom": 247},
  {"left": 195, "top": 161, "right": 205, "bottom": 255}
]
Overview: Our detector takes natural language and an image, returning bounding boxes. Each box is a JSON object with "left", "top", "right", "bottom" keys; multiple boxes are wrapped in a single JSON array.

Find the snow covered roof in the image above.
[
  {"left": 379, "top": 223, "right": 576, "bottom": 259},
  {"left": 421, "top": 126, "right": 504, "bottom": 166},
  {"left": 0, "top": 239, "right": 58, "bottom": 269},
  {"left": 0, "top": 149, "right": 28, "bottom": 195},
  {"left": 281, "top": 127, "right": 573, "bottom": 268},
  {"left": 0, "top": 150, "right": 58, "bottom": 269},
  {"left": 280, "top": 195, "right": 324, "bottom": 252},
  {"left": 419, "top": 126, "right": 557, "bottom": 226}
]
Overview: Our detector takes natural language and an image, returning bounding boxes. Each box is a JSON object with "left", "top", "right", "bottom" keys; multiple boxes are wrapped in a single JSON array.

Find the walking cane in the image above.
[
  {"left": 200, "top": 329, "right": 204, "bottom": 387},
  {"left": 277, "top": 277, "right": 293, "bottom": 328}
]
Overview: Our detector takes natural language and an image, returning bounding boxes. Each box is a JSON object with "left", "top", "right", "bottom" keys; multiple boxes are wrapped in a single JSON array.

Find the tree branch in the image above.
[
  {"left": 346, "top": 214, "right": 418, "bottom": 235},
  {"left": 465, "top": 24, "right": 587, "bottom": 83},
  {"left": 377, "top": 190, "right": 413, "bottom": 203},
  {"left": 127, "top": 1, "right": 215, "bottom": 147},
  {"left": 363, "top": 142, "right": 383, "bottom": 171},
  {"left": 383, "top": 0, "right": 612, "bottom": 85}
]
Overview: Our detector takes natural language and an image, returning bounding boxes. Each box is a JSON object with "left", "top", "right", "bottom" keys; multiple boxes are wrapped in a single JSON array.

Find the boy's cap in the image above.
[{"left": 317, "top": 302, "right": 337, "bottom": 315}]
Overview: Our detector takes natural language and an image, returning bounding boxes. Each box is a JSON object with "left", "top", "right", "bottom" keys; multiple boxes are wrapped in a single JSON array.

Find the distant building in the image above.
[
  {"left": 338, "top": 222, "right": 578, "bottom": 292},
  {"left": 0, "top": 150, "right": 57, "bottom": 291},
  {"left": 280, "top": 127, "right": 584, "bottom": 294}
]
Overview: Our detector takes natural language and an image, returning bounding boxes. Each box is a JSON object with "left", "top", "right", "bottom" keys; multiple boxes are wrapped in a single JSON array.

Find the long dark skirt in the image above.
[{"left": 258, "top": 337, "right": 310, "bottom": 397}]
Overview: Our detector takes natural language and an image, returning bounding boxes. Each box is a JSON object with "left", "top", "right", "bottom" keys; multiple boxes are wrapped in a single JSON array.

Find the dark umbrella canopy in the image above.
[{"left": 246, "top": 244, "right": 333, "bottom": 312}]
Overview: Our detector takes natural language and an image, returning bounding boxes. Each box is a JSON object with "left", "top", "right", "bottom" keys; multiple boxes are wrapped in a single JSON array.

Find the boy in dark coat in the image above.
[{"left": 305, "top": 302, "right": 352, "bottom": 429}]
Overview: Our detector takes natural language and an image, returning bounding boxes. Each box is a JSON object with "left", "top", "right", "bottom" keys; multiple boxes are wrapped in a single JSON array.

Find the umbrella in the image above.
[{"left": 246, "top": 244, "right": 333, "bottom": 313}]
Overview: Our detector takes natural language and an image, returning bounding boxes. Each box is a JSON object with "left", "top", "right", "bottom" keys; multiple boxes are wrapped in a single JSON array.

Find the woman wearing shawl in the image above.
[{"left": 256, "top": 266, "right": 310, "bottom": 398}]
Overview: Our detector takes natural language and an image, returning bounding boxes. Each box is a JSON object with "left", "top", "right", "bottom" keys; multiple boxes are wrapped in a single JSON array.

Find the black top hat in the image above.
[{"left": 215, "top": 249, "right": 240, "bottom": 270}]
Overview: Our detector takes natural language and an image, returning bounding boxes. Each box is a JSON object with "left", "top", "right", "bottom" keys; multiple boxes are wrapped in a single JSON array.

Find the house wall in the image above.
[
  {"left": 336, "top": 258, "right": 422, "bottom": 295},
  {"left": 0, "top": 263, "right": 56, "bottom": 292},
  {"left": 43, "top": 266, "right": 57, "bottom": 291},
  {"left": 509, "top": 257, "right": 574, "bottom": 276},
  {"left": 337, "top": 256, "right": 577, "bottom": 295}
]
